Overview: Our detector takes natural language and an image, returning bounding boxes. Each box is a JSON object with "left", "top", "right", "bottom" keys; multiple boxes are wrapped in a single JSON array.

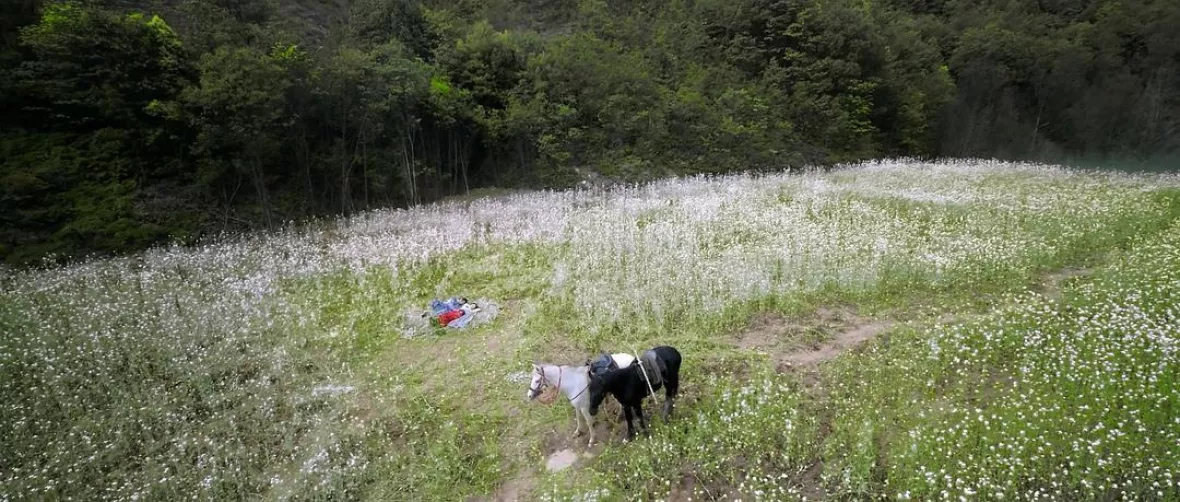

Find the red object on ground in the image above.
[{"left": 438, "top": 309, "right": 463, "bottom": 326}]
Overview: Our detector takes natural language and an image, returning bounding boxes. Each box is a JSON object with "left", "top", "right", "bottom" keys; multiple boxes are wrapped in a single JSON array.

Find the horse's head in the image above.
[
  {"left": 526, "top": 363, "right": 546, "bottom": 401},
  {"left": 587, "top": 372, "right": 608, "bottom": 416}
]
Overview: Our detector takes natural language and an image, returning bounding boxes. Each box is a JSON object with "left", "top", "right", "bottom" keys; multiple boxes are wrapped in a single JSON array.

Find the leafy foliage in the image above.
[{"left": 1, "top": 0, "right": 1178, "bottom": 263}]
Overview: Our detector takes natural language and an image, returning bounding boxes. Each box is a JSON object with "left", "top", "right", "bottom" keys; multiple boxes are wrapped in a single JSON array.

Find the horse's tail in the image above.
[{"left": 651, "top": 346, "right": 681, "bottom": 370}]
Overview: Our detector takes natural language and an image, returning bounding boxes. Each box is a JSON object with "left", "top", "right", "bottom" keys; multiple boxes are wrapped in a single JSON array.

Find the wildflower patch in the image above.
[{"left": 4, "top": 160, "right": 1180, "bottom": 500}]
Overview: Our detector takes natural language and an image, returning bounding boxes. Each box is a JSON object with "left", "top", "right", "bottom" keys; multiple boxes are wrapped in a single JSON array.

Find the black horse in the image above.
[{"left": 587, "top": 346, "right": 681, "bottom": 441}]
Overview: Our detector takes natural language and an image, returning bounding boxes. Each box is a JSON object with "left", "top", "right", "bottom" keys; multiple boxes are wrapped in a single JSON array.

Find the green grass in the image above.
[
  {"left": 4, "top": 162, "right": 1180, "bottom": 501},
  {"left": 816, "top": 219, "right": 1180, "bottom": 500},
  {"left": 281, "top": 178, "right": 1180, "bottom": 500}
]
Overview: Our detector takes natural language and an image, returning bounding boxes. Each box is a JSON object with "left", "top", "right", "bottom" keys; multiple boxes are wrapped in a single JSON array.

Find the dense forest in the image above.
[{"left": 2, "top": 0, "right": 1177, "bottom": 264}]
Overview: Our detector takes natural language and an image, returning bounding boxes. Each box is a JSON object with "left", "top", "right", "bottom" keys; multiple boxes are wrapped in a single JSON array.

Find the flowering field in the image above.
[{"left": 3, "top": 159, "right": 1180, "bottom": 501}]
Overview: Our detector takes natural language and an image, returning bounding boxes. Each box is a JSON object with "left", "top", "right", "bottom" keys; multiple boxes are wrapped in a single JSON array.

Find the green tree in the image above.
[
  {"left": 1, "top": 2, "right": 194, "bottom": 264},
  {"left": 4, "top": 0, "right": 1179, "bottom": 265},
  {"left": 181, "top": 44, "right": 298, "bottom": 227},
  {"left": 0, "top": 0, "right": 41, "bottom": 51}
]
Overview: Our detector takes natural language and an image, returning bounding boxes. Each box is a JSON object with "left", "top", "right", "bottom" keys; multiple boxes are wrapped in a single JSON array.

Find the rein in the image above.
[
  {"left": 555, "top": 365, "right": 592, "bottom": 401},
  {"left": 570, "top": 382, "right": 588, "bottom": 401},
  {"left": 536, "top": 365, "right": 588, "bottom": 403}
]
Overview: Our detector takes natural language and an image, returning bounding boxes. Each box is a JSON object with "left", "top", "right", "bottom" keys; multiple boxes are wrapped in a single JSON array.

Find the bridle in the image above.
[
  {"left": 529, "top": 365, "right": 562, "bottom": 399},
  {"left": 529, "top": 365, "right": 589, "bottom": 401}
]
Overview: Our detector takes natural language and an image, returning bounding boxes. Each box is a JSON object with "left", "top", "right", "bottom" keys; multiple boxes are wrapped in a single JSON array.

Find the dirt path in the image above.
[
  {"left": 727, "top": 309, "right": 895, "bottom": 501},
  {"left": 736, "top": 265, "right": 1095, "bottom": 373},
  {"left": 720, "top": 265, "right": 1102, "bottom": 500},
  {"left": 777, "top": 319, "right": 894, "bottom": 368},
  {"left": 487, "top": 470, "right": 535, "bottom": 502},
  {"left": 1039, "top": 267, "right": 1094, "bottom": 300},
  {"left": 732, "top": 307, "right": 894, "bottom": 373}
]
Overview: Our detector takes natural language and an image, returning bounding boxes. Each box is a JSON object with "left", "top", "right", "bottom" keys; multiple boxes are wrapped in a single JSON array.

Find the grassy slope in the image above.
[
  {"left": 2, "top": 160, "right": 1180, "bottom": 501},
  {"left": 284, "top": 164, "right": 1180, "bottom": 500}
]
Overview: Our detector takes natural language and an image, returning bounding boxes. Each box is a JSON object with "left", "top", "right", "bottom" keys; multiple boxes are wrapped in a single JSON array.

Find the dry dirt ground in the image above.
[{"left": 733, "top": 306, "right": 894, "bottom": 373}]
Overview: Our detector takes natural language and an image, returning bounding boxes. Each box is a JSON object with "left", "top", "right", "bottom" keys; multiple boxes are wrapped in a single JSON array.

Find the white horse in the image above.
[{"left": 527, "top": 353, "right": 633, "bottom": 447}]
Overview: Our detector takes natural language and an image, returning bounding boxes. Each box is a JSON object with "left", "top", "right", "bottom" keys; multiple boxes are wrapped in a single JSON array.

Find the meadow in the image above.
[{"left": 2, "top": 159, "right": 1180, "bottom": 501}]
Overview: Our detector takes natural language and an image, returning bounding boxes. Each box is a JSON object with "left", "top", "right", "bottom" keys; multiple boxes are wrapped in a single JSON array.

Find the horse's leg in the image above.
[
  {"left": 621, "top": 403, "right": 636, "bottom": 442},
  {"left": 635, "top": 403, "right": 650, "bottom": 437},
  {"left": 660, "top": 390, "right": 675, "bottom": 422},
  {"left": 571, "top": 404, "right": 584, "bottom": 439},
  {"left": 581, "top": 406, "right": 596, "bottom": 447},
  {"left": 662, "top": 372, "right": 680, "bottom": 422}
]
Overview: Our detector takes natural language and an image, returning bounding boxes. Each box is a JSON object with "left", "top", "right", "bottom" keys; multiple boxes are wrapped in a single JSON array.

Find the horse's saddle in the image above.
[
  {"left": 588, "top": 352, "right": 619, "bottom": 377},
  {"left": 638, "top": 349, "right": 666, "bottom": 386}
]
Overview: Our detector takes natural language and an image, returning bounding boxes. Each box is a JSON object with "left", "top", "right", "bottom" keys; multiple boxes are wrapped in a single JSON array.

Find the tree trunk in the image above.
[
  {"left": 517, "top": 137, "right": 526, "bottom": 173},
  {"left": 409, "top": 125, "right": 419, "bottom": 205},
  {"left": 1030, "top": 101, "right": 1044, "bottom": 157},
  {"left": 222, "top": 173, "right": 243, "bottom": 232},
  {"left": 340, "top": 108, "right": 350, "bottom": 215},
  {"left": 461, "top": 136, "right": 470, "bottom": 194},
  {"left": 450, "top": 131, "right": 458, "bottom": 195},
  {"left": 1140, "top": 67, "right": 1167, "bottom": 151},
  {"left": 301, "top": 126, "right": 314, "bottom": 212},
  {"left": 436, "top": 129, "right": 443, "bottom": 198},
  {"left": 362, "top": 126, "right": 370, "bottom": 210},
  {"left": 402, "top": 128, "right": 417, "bottom": 206},
  {"left": 250, "top": 155, "right": 273, "bottom": 229}
]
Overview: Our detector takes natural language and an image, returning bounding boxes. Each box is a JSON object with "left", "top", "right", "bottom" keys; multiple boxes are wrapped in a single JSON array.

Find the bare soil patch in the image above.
[
  {"left": 545, "top": 449, "right": 580, "bottom": 472},
  {"left": 536, "top": 401, "right": 626, "bottom": 454},
  {"left": 466, "top": 460, "right": 541, "bottom": 502},
  {"left": 667, "top": 474, "right": 697, "bottom": 502},
  {"left": 667, "top": 472, "right": 724, "bottom": 502},
  {"left": 778, "top": 319, "right": 894, "bottom": 369},
  {"left": 795, "top": 460, "right": 826, "bottom": 502},
  {"left": 477, "top": 468, "right": 537, "bottom": 502},
  {"left": 732, "top": 307, "right": 894, "bottom": 372},
  {"left": 1039, "top": 267, "right": 1093, "bottom": 300}
]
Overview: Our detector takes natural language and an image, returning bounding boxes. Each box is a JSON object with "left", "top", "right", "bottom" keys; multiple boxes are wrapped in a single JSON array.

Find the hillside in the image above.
[
  {"left": 2, "top": 0, "right": 1179, "bottom": 265},
  {"left": 3, "top": 160, "right": 1180, "bottom": 500}
]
